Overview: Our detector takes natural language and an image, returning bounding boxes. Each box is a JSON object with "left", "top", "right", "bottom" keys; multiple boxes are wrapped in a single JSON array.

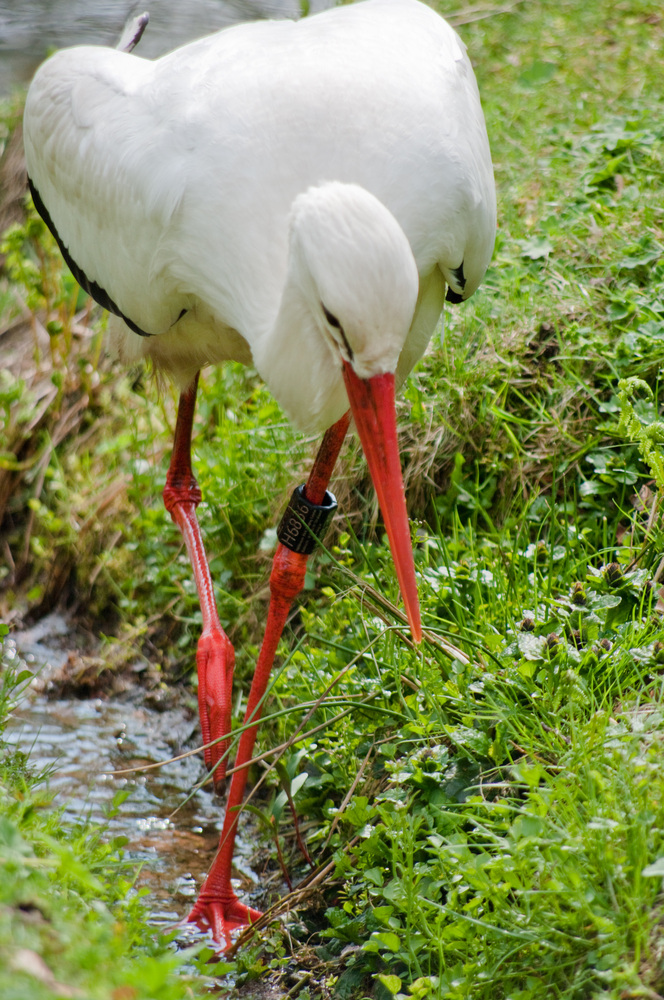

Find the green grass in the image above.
[
  {"left": 2, "top": 0, "right": 664, "bottom": 997},
  {"left": 277, "top": 510, "right": 664, "bottom": 998}
]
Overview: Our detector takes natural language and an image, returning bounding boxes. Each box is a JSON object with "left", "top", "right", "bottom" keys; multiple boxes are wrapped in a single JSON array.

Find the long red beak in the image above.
[{"left": 342, "top": 361, "right": 422, "bottom": 643}]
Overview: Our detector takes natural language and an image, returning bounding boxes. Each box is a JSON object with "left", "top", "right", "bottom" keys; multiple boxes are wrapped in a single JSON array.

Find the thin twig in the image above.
[
  {"left": 109, "top": 695, "right": 367, "bottom": 778},
  {"left": 320, "top": 744, "right": 373, "bottom": 854},
  {"left": 225, "top": 836, "right": 361, "bottom": 957},
  {"left": 284, "top": 784, "right": 314, "bottom": 869},
  {"left": 271, "top": 816, "right": 293, "bottom": 892},
  {"left": 343, "top": 566, "right": 472, "bottom": 663}
]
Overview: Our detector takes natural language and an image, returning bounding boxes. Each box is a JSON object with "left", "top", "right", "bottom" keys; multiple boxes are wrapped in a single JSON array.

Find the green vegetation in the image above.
[{"left": 2, "top": 0, "right": 664, "bottom": 998}]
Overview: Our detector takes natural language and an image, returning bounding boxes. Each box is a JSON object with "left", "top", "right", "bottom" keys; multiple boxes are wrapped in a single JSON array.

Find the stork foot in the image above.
[{"left": 187, "top": 892, "right": 262, "bottom": 948}]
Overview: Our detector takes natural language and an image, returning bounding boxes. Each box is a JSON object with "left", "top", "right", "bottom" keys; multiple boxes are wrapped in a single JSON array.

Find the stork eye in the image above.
[
  {"left": 322, "top": 303, "right": 341, "bottom": 328},
  {"left": 321, "top": 302, "right": 354, "bottom": 361}
]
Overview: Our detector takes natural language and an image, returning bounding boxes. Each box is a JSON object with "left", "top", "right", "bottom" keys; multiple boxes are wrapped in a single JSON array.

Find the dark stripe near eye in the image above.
[{"left": 322, "top": 303, "right": 341, "bottom": 328}]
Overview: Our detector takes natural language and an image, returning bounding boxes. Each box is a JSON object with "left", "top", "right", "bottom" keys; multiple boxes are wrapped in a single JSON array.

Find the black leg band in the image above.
[{"left": 277, "top": 484, "right": 338, "bottom": 555}]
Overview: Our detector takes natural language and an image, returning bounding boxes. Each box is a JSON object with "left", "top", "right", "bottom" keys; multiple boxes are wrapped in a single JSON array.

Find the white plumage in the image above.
[{"left": 24, "top": 0, "right": 495, "bottom": 430}]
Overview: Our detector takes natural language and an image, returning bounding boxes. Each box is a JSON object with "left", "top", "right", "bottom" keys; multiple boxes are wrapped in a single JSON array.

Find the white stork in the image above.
[{"left": 23, "top": 0, "right": 495, "bottom": 946}]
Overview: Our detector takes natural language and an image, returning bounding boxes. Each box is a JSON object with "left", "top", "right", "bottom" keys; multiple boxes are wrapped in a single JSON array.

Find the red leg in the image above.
[
  {"left": 163, "top": 373, "right": 234, "bottom": 789},
  {"left": 188, "top": 412, "right": 351, "bottom": 947}
]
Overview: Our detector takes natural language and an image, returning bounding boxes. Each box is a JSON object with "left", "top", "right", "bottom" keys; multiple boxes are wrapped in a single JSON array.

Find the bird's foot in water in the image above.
[{"left": 187, "top": 893, "right": 262, "bottom": 950}]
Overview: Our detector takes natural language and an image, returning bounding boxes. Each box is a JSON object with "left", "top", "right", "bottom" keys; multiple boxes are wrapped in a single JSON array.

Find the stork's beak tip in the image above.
[{"left": 342, "top": 361, "right": 422, "bottom": 646}]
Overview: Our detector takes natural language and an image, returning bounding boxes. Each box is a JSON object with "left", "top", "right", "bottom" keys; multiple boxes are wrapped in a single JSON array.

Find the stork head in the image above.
[
  {"left": 283, "top": 182, "right": 422, "bottom": 641},
  {"left": 289, "top": 182, "right": 419, "bottom": 379}
]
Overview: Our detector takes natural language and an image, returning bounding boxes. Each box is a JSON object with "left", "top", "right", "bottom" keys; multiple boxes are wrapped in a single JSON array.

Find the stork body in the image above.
[{"left": 23, "top": 0, "right": 495, "bottom": 946}]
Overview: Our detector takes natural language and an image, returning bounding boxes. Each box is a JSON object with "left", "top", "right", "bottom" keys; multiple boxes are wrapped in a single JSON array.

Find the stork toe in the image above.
[{"left": 187, "top": 894, "right": 262, "bottom": 949}]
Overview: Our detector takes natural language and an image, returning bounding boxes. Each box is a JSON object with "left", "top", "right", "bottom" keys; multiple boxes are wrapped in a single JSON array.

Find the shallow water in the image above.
[
  {"left": 4, "top": 620, "right": 264, "bottom": 937},
  {"left": 0, "top": 0, "right": 333, "bottom": 96}
]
